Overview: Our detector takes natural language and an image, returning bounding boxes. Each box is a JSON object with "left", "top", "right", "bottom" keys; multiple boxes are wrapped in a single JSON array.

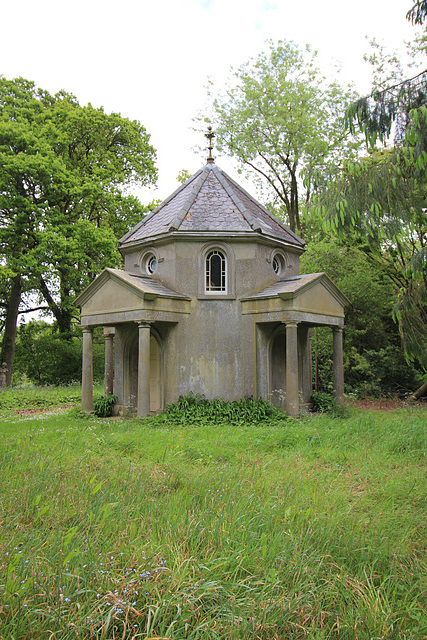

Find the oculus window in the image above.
[
  {"left": 140, "top": 249, "right": 158, "bottom": 276},
  {"left": 271, "top": 250, "right": 287, "bottom": 277},
  {"left": 147, "top": 256, "right": 157, "bottom": 274}
]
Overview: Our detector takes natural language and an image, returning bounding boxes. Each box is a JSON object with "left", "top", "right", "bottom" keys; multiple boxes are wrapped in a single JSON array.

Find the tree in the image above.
[
  {"left": 206, "top": 40, "right": 362, "bottom": 234},
  {"left": 12, "top": 321, "right": 105, "bottom": 386},
  {"left": 0, "top": 77, "right": 157, "bottom": 384},
  {"left": 314, "top": 1, "right": 427, "bottom": 391},
  {"left": 301, "top": 233, "right": 421, "bottom": 396}
]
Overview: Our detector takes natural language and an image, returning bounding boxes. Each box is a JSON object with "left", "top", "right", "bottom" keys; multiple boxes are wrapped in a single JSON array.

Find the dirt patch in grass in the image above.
[
  {"left": 15, "top": 405, "right": 74, "bottom": 415},
  {"left": 348, "top": 398, "right": 426, "bottom": 411}
]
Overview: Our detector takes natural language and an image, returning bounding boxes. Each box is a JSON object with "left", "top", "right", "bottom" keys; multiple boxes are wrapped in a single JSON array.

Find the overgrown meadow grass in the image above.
[{"left": 0, "top": 392, "right": 426, "bottom": 639}]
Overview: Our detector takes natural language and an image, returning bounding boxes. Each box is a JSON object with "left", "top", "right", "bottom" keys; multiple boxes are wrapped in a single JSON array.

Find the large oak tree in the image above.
[{"left": 0, "top": 77, "right": 157, "bottom": 384}]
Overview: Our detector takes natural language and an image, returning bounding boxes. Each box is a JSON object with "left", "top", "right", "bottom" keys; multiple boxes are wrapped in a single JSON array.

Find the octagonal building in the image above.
[{"left": 76, "top": 159, "right": 348, "bottom": 417}]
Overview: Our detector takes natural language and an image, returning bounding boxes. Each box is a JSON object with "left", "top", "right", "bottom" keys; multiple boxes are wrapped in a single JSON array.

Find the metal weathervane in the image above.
[{"left": 205, "top": 126, "right": 215, "bottom": 163}]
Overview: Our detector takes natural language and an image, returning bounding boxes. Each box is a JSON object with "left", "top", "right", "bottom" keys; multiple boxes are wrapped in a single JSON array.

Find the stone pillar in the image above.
[
  {"left": 137, "top": 322, "right": 151, "bottom": 418},
  {"left": 300, "top": 326, "right": 312, "bottom": 405},
  {"left": 103, "top": 328, "right": 115, "bottom": 396},
  {"left": 81, "top": 327, "right": 93, "bottom": 412},
  {"left": 332, "top": 327, "right": 345, "bottom": 403},
  {"left": 285, "top": 321, "right": 299, "bottom": 417}
]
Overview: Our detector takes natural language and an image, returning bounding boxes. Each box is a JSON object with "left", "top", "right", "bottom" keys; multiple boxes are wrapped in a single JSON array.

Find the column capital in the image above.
[
  {"left": 103, "top": 327, "right": 115, "bottom": 337},
  {"left": 136, "top": 321, "right": 152, "bottom": 329},
  {"left": 284, "top": 320, "right": 299, "bottom": 329},
  {"left": 81, "top": 326, "right": 93, "bottom": 334},
  {"left": 332, "top": 326, "right": 344, "bottom": 333}
]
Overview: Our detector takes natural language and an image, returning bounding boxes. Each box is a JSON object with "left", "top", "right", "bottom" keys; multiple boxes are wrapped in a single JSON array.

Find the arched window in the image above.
[{"left": 205, "top": 249, "right": 227, "bottom": 293}]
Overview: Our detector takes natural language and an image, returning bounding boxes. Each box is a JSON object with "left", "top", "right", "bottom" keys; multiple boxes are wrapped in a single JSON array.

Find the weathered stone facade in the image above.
[{"left": 76, "top": 161, "right": 348, "bottom": 417}]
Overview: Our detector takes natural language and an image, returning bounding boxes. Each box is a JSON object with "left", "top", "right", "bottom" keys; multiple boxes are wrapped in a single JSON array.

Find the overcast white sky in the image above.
[{"left": 1, "top": 0, "right": 421, "bottom": 202}]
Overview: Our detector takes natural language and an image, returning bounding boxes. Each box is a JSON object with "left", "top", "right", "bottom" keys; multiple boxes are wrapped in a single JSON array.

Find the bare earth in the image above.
[{"left": 348, "top": 398, "right": 426, "bottom": 412}]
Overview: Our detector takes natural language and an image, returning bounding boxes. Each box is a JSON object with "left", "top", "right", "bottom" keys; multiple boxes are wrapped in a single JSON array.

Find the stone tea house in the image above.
[{"left": 75, "top": 158, "right": 348, "bottom": 417}]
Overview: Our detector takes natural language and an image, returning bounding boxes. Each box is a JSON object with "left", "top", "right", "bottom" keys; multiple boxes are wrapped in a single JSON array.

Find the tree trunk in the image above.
[
  {"left": 0, "top": 275, "right": 22, "bottom": 386},
  {"left": 408, "top": 379, "right": 427, "bottom": 401},
  {"left": 39, "top": 276, "right": 73, "bottom": 337}
]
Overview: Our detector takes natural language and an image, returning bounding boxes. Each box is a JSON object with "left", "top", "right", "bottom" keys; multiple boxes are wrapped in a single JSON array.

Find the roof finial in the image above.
[{"left": 205, "top": 125, "right": 215, "bottom": 164}]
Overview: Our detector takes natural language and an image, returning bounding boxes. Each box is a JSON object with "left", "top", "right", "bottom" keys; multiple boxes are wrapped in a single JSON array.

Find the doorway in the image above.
[{"left": 269, "top": 331, "right": 286, "bottom": 409}]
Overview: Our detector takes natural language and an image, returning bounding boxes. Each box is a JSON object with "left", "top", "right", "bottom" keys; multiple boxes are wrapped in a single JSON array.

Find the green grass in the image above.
[{"left": 0, "top": 392, "right": 426, "bottom": 639}]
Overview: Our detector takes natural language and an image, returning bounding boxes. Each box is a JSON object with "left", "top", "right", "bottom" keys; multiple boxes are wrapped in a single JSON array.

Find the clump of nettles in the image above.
[
  {"left": 93, "top": 394, "right": 117, "bottom": 417},
  {"left": 163, "top": 393, "right": 282, "bottom": 424}
]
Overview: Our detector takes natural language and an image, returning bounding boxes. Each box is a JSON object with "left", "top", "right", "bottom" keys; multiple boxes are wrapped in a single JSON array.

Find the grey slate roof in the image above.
[
  {"left": 105, "top": 269, "right": 189, "bottom": 299},
  {"left": 120, "top": 163, "right": 304, "bottom": 247},
  {"left": 74, "top": 268, "right": 189, "bottom": 307},
  {"left": 241, "top": 273, "right": 350, "bottom": 306}
]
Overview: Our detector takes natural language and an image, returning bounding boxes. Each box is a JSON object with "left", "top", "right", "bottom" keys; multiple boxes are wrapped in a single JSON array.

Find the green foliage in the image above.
[
  {"left": 206, "top": 40, "right": 361, "bottom": 233},
  {"left": 407, "top": 0, "right": 427, "bottom": 25},
  {"left": 310, "top": 390, "right": 335, "bottom": 412},
  {"left": 310, "top": 391, "right": 350, "bottom": 417},
  {"left": 12, "top": 321, "right": 104, "bottom": 386},
  {"left": 93, "top": 394, "right": 117, "bottom": 417},
  {"left": 320, "top": 11, "right": 427, "bottom": 373},
  {"left": 163, "top": 393, "right": 281, "bottom": 424},
  {"left": 0, "top": 76, "right": 157, "bottom": 380},
  {"left": 301, "top": 237, "right": 420, "bottom": 395},
  {"left": 313, "top": 141, "right": 427, "bottom": 372}
]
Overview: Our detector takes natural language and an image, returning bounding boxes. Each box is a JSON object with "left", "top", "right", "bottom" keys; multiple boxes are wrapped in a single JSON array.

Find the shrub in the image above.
[
  {"left": 93, "top": 394, "right": 117, "bottom": 417},
  {"left": 310, "top": 391, "right": 335, "bottom": 413},
  {"left": 12, "top": 321, "right": 104, "bottom": 386}
]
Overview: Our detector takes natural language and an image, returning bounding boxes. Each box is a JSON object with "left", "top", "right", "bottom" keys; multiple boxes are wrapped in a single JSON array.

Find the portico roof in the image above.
[
  {"left": 75, "top": 268, "right": 190, "bottom": 327},
  {"left": 75, "top": 268, "right": 189, "bottom": 306},
  {"left": 241, "top": 273, "right": 349, "bottom": 325}
]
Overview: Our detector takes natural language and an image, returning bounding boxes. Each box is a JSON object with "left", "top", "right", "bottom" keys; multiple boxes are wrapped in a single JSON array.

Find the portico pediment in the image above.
[
  {"left": 241, "top": 273, "right": 349, "bottom": 323},
  {"left": 75, "top": 268, "right": 190, "bottom": 325}
]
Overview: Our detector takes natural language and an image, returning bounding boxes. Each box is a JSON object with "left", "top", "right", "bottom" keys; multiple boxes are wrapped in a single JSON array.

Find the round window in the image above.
[
  {"left": 271, "top": 251, "right": 286, "bottom": 276},
  {"left": 147, "top": 256, "right": 157, "bottom": 274}
]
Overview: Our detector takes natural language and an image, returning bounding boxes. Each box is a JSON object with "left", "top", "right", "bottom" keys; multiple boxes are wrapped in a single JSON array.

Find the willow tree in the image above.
[
  {"left": 208, "top": 40, "right": 361, "bottom": 234},
  {"left": 315, "top": 0, "right": 427, "bottom": 395}
]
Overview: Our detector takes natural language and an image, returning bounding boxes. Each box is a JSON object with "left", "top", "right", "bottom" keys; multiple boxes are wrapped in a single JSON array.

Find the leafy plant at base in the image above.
[
  {"left": 93, "top": 394, "right": 117, "bottom": 417},
  {"left": 310, "top": 391, "right": 335, "bottom": 413},
  {"left": 163, "top": 394, "right": 282, "bottom": 424},
  {"left": 310, "top": 390, "right": 350, "bottom": 417}
]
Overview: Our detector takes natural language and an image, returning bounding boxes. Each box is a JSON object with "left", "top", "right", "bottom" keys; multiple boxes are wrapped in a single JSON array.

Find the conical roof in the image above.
[{"left": 120, "top": 162, "right": 304, "bottom": 248}]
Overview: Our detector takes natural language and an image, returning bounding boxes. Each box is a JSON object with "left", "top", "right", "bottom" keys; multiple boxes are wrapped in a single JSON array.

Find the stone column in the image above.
[
  {"left": 103, "top": 328, "right": 115, "bottom": 396},
  {"left": 81, "top": 327, "right": 93, "bottom": 412},
  {"left": 285, "top": 321, "right": 299, "bottom": 417},
  {"left": 137, "top": 322, "right": 151, "bottom": 418},
  {"left": 332, "top": 327, "right": 344, "bottom": 403}
]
